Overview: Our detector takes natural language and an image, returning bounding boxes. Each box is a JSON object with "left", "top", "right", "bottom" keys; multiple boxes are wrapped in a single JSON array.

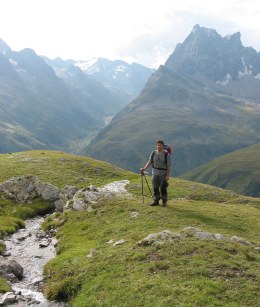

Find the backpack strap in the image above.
[{"left": 151, "top": 150, "right": 168, "bottom": 171}]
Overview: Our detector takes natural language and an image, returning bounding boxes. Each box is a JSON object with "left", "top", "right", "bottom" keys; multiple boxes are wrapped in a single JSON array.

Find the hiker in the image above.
[{"left": 140, "top": 139, "right": 171, "bottom": 206}]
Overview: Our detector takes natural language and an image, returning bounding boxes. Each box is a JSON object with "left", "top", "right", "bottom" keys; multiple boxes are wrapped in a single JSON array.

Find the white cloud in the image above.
[{"left": 0, "top": 0, "right": 259, "bottom": 68}]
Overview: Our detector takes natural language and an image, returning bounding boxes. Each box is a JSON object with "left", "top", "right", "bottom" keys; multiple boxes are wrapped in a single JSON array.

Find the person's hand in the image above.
[{"left": 140, "top": 168, "right": 145, "bottom": 175}]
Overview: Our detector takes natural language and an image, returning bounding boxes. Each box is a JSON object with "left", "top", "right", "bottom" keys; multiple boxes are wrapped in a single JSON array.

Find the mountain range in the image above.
[
  {"left": 0, "top": 39, "right": 154, "bottom": 153},
  {"left": 74, "top": 57, "right": 156, "bottom": 101},
  {"left": 43, "top": 56, "right": 155, "bottom": 109},
  {"left": 85, "top": 25, "right": 260, "bottom": 178},
  {"left": 1, "top": 25, "right": 260, "bottom": 197}
]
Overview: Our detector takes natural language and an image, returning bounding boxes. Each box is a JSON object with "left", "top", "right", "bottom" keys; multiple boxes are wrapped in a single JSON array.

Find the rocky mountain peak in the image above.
[
  {"left": 224, "top": 31, "right": 242, "bottom": 48},
  {"left": 225, "top": 31, "right": 241, "bottom": 41},
  {"left": 0, "top": 38, "right": 11, "bottom": 55},
  {"left": 164, "top": 25, "right": 259, "bottom": 83},
  {"left": 165, "top": 25, "right": 223, "bottom": 74},
  {"left": 191, "top": 24, "right": 219, "bottom": 38}
]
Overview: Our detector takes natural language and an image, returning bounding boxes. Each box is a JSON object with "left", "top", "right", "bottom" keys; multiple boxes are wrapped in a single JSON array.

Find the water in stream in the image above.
[{"left": 3, "top": 216, "right": 69, "bottom": 306}]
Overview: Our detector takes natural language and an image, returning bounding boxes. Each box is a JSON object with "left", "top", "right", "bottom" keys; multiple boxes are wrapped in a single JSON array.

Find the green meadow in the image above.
[{"left": 0, "top": 150, "right": 259, "bottom": 306}]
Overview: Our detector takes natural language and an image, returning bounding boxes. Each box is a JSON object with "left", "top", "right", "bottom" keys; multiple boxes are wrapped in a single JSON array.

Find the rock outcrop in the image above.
[
  {"left": 0, "top": 175, "right": 63, "bottom": 211},
  {"left": 136, "top": 227, "right": 253, "bottom": 246},
  {"left": 66, "top": 180, "right": 130, "bottom": 211},
  {"left": 0, "top": 175, "right": 130, "bottom": 213}
]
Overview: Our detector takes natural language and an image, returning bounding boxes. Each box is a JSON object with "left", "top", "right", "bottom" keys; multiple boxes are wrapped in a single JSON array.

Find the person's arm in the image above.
[
  {"left": 140, "top": 160, "right": 152, "bottom": 173},
  {"left": 165, "top": 153, "right": 171, "bottom": 181},
  {"left": 166, "top": 165, "right": 171, "bottom": 181}
]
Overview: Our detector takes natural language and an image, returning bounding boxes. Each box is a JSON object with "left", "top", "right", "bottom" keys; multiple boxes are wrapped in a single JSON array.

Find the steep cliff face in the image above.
[{"left": 165, "top": 24, "right": 260, "bottom": 100}]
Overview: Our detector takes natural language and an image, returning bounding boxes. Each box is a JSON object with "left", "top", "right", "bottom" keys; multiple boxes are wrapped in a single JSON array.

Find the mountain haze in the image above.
[
  {"left": 41, "top": 56, "right": 124, "bottom": 119},
  {"left": 0, "top": 44, "right": 98, "bottom": 152},
  {"left": 75, "top": 57, "right": 156, "bottom": 103},
  {"left": 0, "top": 39, "right": 153, "bottom": 153},
  {"left": 84, "top": 25, "right": 260, "bottom": 176}
]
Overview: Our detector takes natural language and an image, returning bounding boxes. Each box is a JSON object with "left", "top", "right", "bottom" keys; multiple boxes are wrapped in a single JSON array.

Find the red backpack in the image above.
[{"left": 163, "top": 144, "right": 172, "bottom": 155}]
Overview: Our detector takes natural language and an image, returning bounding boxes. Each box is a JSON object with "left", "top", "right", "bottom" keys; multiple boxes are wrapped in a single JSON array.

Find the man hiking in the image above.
[{"left": 140, "top": 139, "right": 171, "bottom": 206}]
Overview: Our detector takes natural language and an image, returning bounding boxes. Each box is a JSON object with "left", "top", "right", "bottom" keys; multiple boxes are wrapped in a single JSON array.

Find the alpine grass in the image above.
[{"left": 0, "top": 150, "right": 259, "bottom": 306}]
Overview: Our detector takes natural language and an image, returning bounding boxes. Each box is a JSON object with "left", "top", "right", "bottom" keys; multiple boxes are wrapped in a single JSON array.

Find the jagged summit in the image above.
[
  {"left": 191, "top": 24, "right": 219, "bottom": 37},
  {"left": 224, "top": 31, "right": 242, "bottom": 49},
  {"left": 225, "top": 31, "right": 241, "bottom": 41},
  {"left": 164, "top": 24, "right": 259, "bottom": 83},
  {"left": 0, "top": 38, "right": 11, "bottom": 55},
  {"left": 190, "top": 24, "right": 242, "bottom": 47}
]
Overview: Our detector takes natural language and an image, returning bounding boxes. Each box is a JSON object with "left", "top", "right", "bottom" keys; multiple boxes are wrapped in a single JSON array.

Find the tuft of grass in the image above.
[
  {"left": 0, "top": 194, "right": 53, "bottom": 240},
  {"left": 0, "top": 277, "right": 12, "bottom": 293}
]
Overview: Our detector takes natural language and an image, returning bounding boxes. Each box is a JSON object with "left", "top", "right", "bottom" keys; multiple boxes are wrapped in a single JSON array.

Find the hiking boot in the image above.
[
  {"left": 162, "top": 200, "right": 167, "bottom": 207},
  {"left": 150, "top": 200, "right": 159, "bottom": 206}
]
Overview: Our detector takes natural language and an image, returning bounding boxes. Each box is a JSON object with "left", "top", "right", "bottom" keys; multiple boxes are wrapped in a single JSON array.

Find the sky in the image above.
[{"left": 0, "top": 0, "right": 260, "bottom": 68}]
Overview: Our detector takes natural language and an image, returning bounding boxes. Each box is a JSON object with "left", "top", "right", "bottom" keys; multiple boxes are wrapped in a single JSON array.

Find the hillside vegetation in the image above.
[
  {"left": 182, "top": 143, "right": 260, "bottom": 197},
  {"left": 0, "top": 150, "right": 259, "bottom": 306}
]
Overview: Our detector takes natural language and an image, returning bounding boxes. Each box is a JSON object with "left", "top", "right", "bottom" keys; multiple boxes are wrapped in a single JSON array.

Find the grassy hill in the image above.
[
  {"left": 181, "top": 143, "right": 260, "bottom": 197},
  {"left": 0, "top": 150, "right": 260, "bottom": 306}
]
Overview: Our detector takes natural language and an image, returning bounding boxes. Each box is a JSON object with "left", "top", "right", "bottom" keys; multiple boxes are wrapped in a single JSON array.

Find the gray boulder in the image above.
[
  {"left": 0, "top": 175, "right": 63, "bottom": 211},
  {"left": 0, "top": 257, "right": 23, "bottom": 280},
  {"left": 0, "top": 292, "right": 17, "bottom": 305}
]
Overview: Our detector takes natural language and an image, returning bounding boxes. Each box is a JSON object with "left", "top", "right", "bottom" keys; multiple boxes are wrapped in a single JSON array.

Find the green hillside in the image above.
[
  {"left": 181, "top": 143, "right": 260, "bottom": 197},
  {"left": 0, "top": 150, "right": 260, "bottom": 306}
]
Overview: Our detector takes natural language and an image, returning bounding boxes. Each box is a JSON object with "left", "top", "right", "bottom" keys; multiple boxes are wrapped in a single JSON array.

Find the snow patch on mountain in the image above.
[
  {"left": 216, "top": 73, "right": 232, "bottom": 86},
  {"left": 9, "top": 58, "right": 18, "bottom": 66},
  {"left": 74, "top": 58, "right": 98, "bottom": 72},
  {"left": 8, "top": 58, "right": 26, "bottom": 74},
  {"left": 239, "top": 57, "right": 252, "bottom": 77},
  {"left": 114, "top": 65, "right": 127, "bottom": 73}
]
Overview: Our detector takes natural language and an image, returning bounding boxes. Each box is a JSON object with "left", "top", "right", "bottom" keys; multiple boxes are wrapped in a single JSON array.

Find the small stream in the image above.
[{"left": 2, "top": 216, "right": 69, "bottom": 306}]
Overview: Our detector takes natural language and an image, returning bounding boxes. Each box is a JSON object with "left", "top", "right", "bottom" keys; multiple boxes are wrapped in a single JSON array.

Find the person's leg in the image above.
[
  {"left": 151, "top": 175, "right": 160, "bottom": 205},
  {"left": 161, "top": 178, "right": 168, "bottom": 206}
]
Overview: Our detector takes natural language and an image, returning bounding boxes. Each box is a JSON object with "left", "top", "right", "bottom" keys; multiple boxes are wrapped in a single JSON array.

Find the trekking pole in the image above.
[
  {"left": 143, "top": 173, "right": 153, "bottom": 198},
  {"left": 141, "top": 172, "right": 144, "bottom": 204}
]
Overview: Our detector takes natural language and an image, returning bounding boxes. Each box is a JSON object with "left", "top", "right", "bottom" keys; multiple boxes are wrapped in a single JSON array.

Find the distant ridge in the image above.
[
  {"left": 74, "top": 57, "right": 156, "bottom": 101},
  {"left": 181, "top": 143, "right": 260, "bottom": 197}
]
